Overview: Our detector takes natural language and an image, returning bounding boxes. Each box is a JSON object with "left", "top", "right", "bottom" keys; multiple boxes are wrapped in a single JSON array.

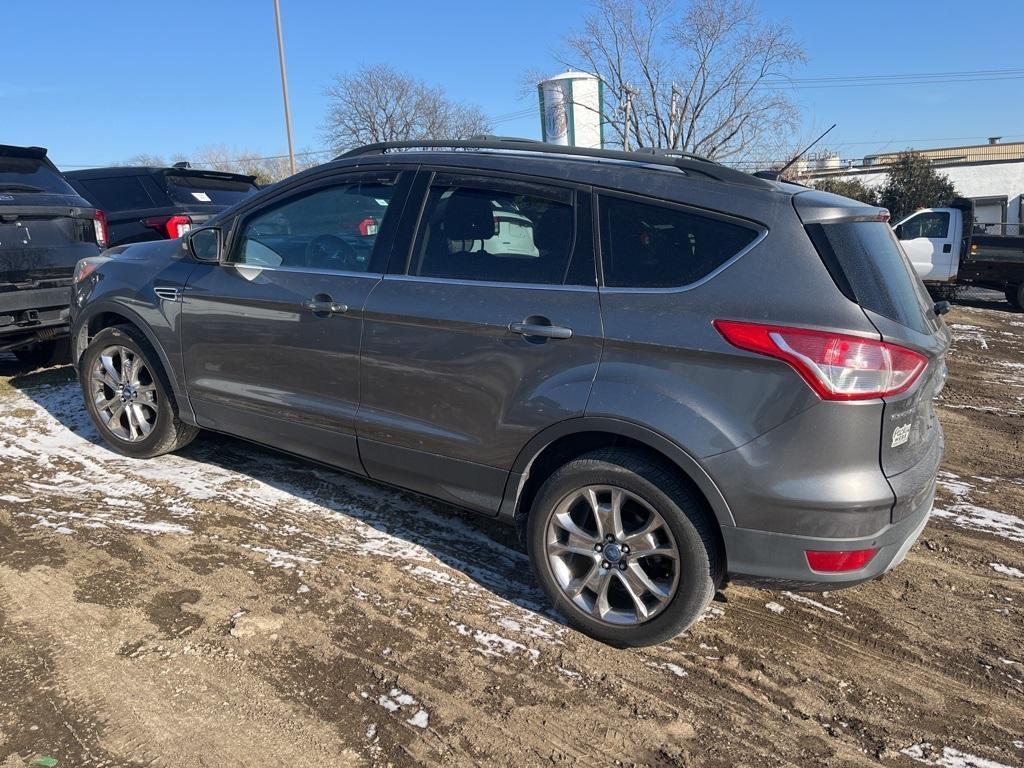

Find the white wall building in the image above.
[{"left": 799, "top": 139, "right": 1024, "bottom": 232}]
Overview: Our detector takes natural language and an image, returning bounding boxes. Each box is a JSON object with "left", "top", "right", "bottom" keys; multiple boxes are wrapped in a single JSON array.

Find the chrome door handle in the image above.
[
  {"left": 301, "top": 299, "right": 348, "bottom": 315},
  {"left": 509, "top": 321, "right": 573, "bottom": 340}
]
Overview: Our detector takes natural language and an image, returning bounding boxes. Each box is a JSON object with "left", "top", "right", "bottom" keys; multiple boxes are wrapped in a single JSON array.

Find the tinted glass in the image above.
[
  {"left": 165, "top": 174, "right": 258, "bottom": 206},
  {"left": 411, "top": 185, "right": 576, "bottom": 285},
  {"left": 815, "top": 221, "right": 932, "bottom": 334},
  {"left": 79, "top": 176, "right": 156, "bottom": 211},
  {"left": 233, "top": 180, "right": 395, "bottom": 272},
  {"left": 599, "top": 195, "right": 759, "bottom": 288},
  {"left": 898, "top": 211, "right": 949, "bottom": 239},
  {"left": 0, "top": 157, "right": 76, "bottom": 194}
]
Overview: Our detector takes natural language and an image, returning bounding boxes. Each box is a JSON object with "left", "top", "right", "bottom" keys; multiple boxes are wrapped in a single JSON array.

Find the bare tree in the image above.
[
  {"left": 563, "top": 0, "right": 805, "bottom": 159},
  {"left": 322, "top": 64, "right": 492, "bottom": 152}
]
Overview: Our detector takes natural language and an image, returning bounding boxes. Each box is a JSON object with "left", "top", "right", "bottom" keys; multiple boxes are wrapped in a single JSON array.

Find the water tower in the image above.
[{"left": 537, "top": 71, "right": 604, "bottom": 149}]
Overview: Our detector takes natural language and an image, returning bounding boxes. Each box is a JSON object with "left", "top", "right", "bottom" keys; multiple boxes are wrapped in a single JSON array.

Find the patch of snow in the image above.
[
  {"left": 296, "top": 584, "right": 310, "bottom": 594},
  {"left": 406, "top": 709, "right": 429, "bottom": 729},
  {"left": 901, "top": 743, "right": 1015, "bottom": 768},
  {"left": 765, "top": 601, "right": 785, "bottom": 614},
  {"left": 450, "top": 622, "right": 540, "bottom": 661},
  {"left": 650, "top": 661, "right": 687, "bottom": 678},
  {"left": 782, "top": 591, "right": 843, "bottom": 616},
  {"left": 115, "top": 519, "right": 191, "bottom": 535},
  {"left": 557, "top": 666, "right": 581, "bottom": 680},
  {"left": 990, "top": 563, "right": 1024, "bottom": 578},
  {"left": 365, "top": 723, "right": 377, "bottom": 739}
]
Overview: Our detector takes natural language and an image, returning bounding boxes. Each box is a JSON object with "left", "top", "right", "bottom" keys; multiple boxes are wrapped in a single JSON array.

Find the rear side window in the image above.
[
  {"left": 809, "top": 221, "right": 933, "bottom": 334},
  {"left": 598, "top": 194, "right": 759, "bottom": 288},
  {"left": 165, "top": 174, "right": 257, "bottom": 206},
  {"left": 410, "top": 180, "right": 579, "bottom": 285},
  {"left": 0, "top": 157, "right": 76, "bottom": 194},
  {"left": 78, "top": 176, "right": 156, "bottom": 211}
]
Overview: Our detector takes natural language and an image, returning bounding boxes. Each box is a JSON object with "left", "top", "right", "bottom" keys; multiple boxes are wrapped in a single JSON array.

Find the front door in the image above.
[
  {"left": 181, "top": 169, "right": 410, "bottom": 474},
  {"left": 895, "top": 209, "right": 955, "bottom": 282},
  {"left": 357, "top": 171, "right": 603, "bottom": 513}
]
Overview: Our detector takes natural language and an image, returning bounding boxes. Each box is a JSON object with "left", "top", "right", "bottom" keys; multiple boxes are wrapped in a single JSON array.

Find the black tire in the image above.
[
  {"left": 13, "top": 338, "right": 70, "bottom": 368},
  {"left": 527, "top": 448, "right": 721, "bottom": 647},
  {"left": 1005, "top": 285, "right": 1023, "bottom": 311},
  {"left": 79, "top": 324, "right": 199, "bottom": 458}
]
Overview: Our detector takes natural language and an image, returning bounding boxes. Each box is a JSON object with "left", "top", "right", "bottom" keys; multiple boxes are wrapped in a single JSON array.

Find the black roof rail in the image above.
[{"left": 336, "top": 139, "right": 774, "bottom": 189}]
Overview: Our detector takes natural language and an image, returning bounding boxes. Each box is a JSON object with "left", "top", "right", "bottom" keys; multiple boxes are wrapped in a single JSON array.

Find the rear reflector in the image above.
[
  {"left": 713, "top": 320, "right": 927, "bottom": 401},
  {"left": 805, "top": 548, "right": 878, "bottom": 573}
]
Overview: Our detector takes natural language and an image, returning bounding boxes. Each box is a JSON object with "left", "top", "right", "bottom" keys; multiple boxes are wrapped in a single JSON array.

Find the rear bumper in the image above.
[
  {"left": 722, "top": 475, "right": 935, "bottom": 589},
  {"left": 0, "top": 287, "right": 71, "bottom": 350}
]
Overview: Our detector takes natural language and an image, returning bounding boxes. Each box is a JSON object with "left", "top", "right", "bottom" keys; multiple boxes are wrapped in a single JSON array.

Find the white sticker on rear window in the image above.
[
  {"left": 891, "top": 423, "right": 911, "bottom": 448},
  {"left": 192, "top": 192, "right": 212, "bottom": 202}
]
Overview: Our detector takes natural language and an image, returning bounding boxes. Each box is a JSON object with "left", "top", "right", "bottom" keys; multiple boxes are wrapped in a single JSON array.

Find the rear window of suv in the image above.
[
  {"left": 0, "top": 157, "right": 76, "bottom": 195},
  {"left": 808, "top": 220, "right": 933, "bottom": 334},
  {"left": 598, "top": 194, "right": 760, "bottom": 288},
  {"left": 165, "top": 174, "right": 257, "bottom": 206}
]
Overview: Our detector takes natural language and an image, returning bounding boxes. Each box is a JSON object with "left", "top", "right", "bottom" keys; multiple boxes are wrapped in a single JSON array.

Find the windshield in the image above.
[
  {"left": 0, "top": 156, "right": 76, "bottom": 194},
  {"left": 164, "top": 174, "right": 258, "bottom": 206}
]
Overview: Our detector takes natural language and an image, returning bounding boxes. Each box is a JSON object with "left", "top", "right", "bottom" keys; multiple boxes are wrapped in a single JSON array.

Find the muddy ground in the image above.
[{"left": 0, "top": 292, "right": 1022, "bottom": 768}]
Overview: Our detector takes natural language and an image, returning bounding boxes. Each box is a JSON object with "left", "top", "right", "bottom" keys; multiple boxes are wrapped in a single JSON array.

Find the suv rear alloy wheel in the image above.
[
  {"left": 80, "top": 325, "right": 199, "bottom": 458},
  {"left": 528, "top": 449, "right": 720, "bottom": 647}
]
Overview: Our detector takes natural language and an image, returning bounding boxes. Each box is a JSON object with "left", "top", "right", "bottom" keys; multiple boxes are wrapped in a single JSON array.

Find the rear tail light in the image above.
[
  {"left": 805, "top": 548, "right": 877, "bottom": 572},
  {"left": 714, "top": 320, "right": 927, "bottom": 401},
  {"left": 144, "top": 214, "right": 192, "bottom": 239},
  {"left": 93, "top": 210, "right": 108, "bottom": 248}
]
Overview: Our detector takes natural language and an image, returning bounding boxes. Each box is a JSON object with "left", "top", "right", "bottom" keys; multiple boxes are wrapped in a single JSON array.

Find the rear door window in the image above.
[
  {"left": 809, "top": 220, "right": 934, "bottom": 334},
  {"left": 165, "top": 174, "right": 258, "bottom": 206},
  {"left": 409, "top": 176, "right": 584, "bottom": 285},
  {"left": 598, "top": 194, "right": 760, "bottom": 288},
  {"left": 78, "top": 176, "right": 157, "bottom": 211},
  {"left": 0, "top": 157, "right": 76, "bottom": 194}
]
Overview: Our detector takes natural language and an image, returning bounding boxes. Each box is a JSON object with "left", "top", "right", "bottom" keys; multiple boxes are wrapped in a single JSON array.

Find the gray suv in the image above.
[{"left": 69, "top": 139, "right": 949, "bottom": 647}]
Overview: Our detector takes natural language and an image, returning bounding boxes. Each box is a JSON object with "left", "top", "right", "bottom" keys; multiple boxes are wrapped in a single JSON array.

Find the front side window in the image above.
[
  {"left": 232, "top": 178, "right": 396, "bottom": 272},
  {"left": 599, "top": 195, "right": 760, "bottom": 288},
  {"left": 410, "top": 181, "right": 577, "bottom": 285},
  {"left": 898, "top": 211, "right": 950, "bottom": 240}
]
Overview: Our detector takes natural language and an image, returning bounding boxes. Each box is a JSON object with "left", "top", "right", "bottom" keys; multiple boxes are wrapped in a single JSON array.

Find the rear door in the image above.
[
  {"left": 357, "top": 170, "right": 602, "bottom": 514},
  {"left": 894, "top": 209, "right": 957, "bottom": 281},
  {"left": 181, "top": 168, "right": 411, "bottom": 474}
]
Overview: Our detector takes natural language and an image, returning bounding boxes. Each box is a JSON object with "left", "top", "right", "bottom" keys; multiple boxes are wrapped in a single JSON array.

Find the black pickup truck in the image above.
[{"left": 1, "top": 145, "right": 103, "bottom": 365}]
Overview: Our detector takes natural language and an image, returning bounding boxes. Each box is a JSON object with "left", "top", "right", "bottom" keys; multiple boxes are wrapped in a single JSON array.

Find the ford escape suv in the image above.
[{"left": 68, "top": 139, "right": 949, "bottom": 647}]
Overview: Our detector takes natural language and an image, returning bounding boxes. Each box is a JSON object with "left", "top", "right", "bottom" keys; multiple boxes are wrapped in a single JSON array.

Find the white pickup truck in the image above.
[{"left": 894, "top": 197, "right": 1024, "bottom": 309}]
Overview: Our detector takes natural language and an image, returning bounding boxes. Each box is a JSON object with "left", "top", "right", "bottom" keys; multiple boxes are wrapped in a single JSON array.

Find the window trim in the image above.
[
  {"left": 594, "top": 189, "right": 767, "bottom": 293},
  {"left": 398, "top": 169, "right": 590, "bottom": 288},
  {"left": 224, "top": 169, "right": 405, "bottom": 276}
]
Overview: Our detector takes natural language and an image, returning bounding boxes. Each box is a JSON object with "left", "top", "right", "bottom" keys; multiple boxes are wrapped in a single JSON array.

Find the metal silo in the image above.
[{"left": 537, "top": 71, "right": 604, "bottom": 149}]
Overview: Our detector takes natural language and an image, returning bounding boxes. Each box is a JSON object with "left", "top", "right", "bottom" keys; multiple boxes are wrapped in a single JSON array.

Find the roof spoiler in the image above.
[{"left": 0, "top": 145, "right": 48, "bottom": 160}]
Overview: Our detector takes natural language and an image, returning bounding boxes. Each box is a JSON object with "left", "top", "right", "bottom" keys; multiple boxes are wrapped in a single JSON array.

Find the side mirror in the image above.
[
  {"left": 187, "top": 227, "right": 222, "bottom": 262},
  {"left": 893, "top": 224, "right": 905, "bottom": 240}
]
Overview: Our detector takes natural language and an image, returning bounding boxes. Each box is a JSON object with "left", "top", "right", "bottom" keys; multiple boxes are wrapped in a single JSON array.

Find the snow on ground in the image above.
[
  {"left": 901, "top": 743, "right": 1018, "bottom": 768},
  {"left": 934, "top": 473, "right": 1024, "bottom": 544}
]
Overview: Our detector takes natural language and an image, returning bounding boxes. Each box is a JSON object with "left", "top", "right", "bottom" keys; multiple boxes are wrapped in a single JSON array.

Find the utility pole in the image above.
[
  {"left": 623, "top": 86, "right": 636, "bottom": 151},
  {"left": 273, "top": 0, "right": 297, "bottom": 176},
  {"left": 668, "top": 84, "right": 679, "bottom": 148}
]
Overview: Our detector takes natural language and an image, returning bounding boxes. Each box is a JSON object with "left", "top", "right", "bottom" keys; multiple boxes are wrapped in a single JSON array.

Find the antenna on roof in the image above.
[{"left": 756, "top": 123, "right": 837, "bottom": 181}]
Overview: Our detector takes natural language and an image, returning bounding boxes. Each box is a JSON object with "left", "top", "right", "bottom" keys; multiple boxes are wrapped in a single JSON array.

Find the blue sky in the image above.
[{"left": 5, "top": 0, "right": 1023, "bottom": 169}]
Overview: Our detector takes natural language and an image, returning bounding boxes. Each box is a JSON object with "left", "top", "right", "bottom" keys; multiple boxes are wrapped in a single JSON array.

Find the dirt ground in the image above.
[{"left": 0, "top": 292, "right": 1022, "bottom": 768}]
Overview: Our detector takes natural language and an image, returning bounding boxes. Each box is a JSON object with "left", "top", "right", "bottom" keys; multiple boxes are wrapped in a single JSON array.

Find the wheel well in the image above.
[
  {"left": 77, "top": 311, "right": 137, "bottom": 363},
  {"left": 513, "top": 431, "right": 726, "bottom": 570}
]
